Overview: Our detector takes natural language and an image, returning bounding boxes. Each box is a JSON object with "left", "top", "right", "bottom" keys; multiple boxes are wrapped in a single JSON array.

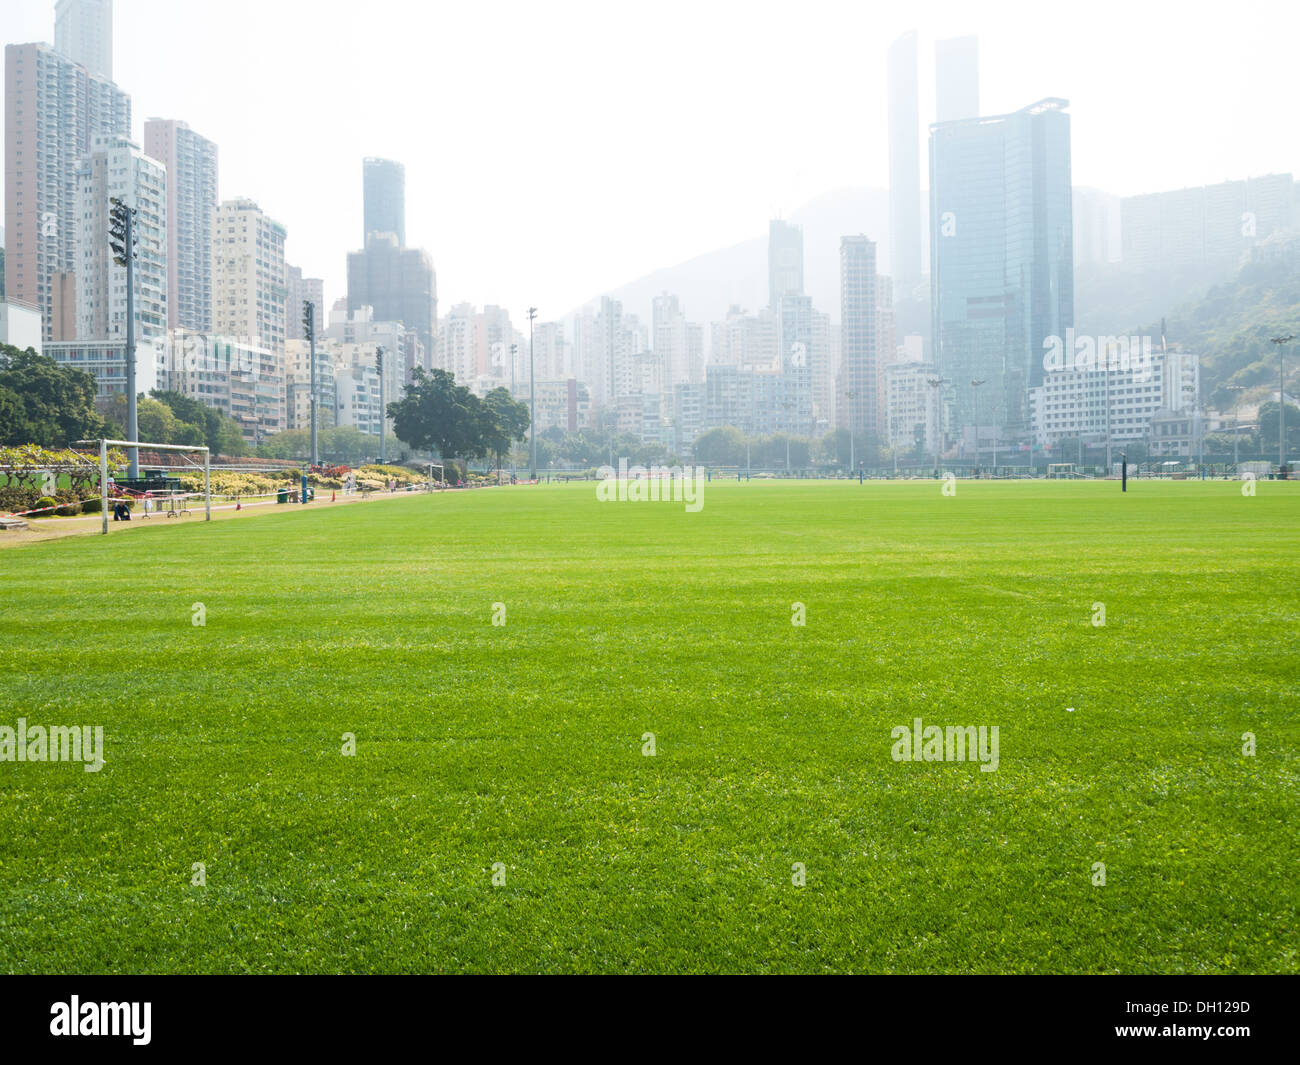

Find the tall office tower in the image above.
[
  {"left": 935, "top": 36, "right": 979, "bottom": 123},
  {"left": 768, "top": 220, "right": 804, "bottom": 310},
  {"left": 363, "top": 157, "right": 405, "bottom": 246},
  {"left": 144, "top": 119, "right": 217, "bottom": 332},
  {"left": 346, "top": 235, "right": 435, "bottom": 366},
  {"left": 4, "top": 42, "right": 131, "bottom": 340},
  {"left": 212, "top": 198, "right": 288, "bottom": 439},
  {"left": 284, "top": 264, "right": 324, "bottom": 341},
  {"left": 54, "top": 0, "right": 113, "bottom": 81},
  {"left": 75, "top": 133, "right": 166, "bottom": 344},
  {"left": 888, "top": 31, "right": 922, "bottom": 287},
  {"left": 930, "top": 98, "right": 1074, "bottom": 443},
  {"left": 840, "top": 236, "right": 879, "bottom": 447}
]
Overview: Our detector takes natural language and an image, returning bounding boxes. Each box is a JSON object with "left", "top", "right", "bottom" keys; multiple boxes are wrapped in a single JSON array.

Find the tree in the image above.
[
  {"left": 389, "top": 368, "right": 487, "bottom": 461},
  {"left": 818, "top": 428, "right": 852, "bottom": 466},
  {"left": 481, "top": 387, "right": 530, "bottom": 471},
  {"left": 0, "top": 345, "right": 105, "bottom": 447},
  {"left": 692, "top": 426, "right": 747, "bottom": 466},
  {"left": 150, "top": 389, "right": 250, "bottom": 456},
  {"left": 1257, "top": 400, "right": 1300, "bottom": 454}
]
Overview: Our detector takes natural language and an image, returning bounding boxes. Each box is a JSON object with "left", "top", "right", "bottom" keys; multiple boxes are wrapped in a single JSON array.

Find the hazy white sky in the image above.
[{"left": 3, "top": 0, "right": 1297, "bottom": 323}]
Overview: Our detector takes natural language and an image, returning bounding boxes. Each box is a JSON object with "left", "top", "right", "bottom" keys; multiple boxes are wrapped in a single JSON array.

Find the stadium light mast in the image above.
[
  {"left": 1272, "top": 334, "right": 1295, "bottom": 475},
  {"left": 1225, "top": 385, "right": 1246, "bottom": 471},
  {"left": 376, "top": 346, "right": 386, "bottom": 465},
  {"left": 510, "top": 342, "right": 518, "bottom": 480},
  {"left": 528, "top": 308, "right": 538, "bottom": 480},
  {"left": 926, "top": 377, "right": 950, "bottom": 472},
  {"left": 304, "top": 301, "right": 318, "bottom": 467},
  {"left": 109, "top": 197, "right": 139, "bottom": 478},
  {"left": 842, "top": 389, "right": 857, "bottom": 474}
]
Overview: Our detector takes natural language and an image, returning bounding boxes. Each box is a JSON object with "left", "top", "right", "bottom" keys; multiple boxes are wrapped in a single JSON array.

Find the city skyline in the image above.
[{"left": 2, "top": 0, "right": 1298, "bottom": 321}]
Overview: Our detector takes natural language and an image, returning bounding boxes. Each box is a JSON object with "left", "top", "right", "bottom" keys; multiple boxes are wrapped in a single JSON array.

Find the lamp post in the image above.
[
  {"left": 528, "top": 307, "right": 538, "bottom": 480},
  {"left": 926, "top": 377, "right": 949, "bottom": 472},
  {"left": 304, "top": 301, "right": 318, "bottom": 467},
  {"left": 510, "top": 342, "right": 518, "bottom": 480},
  {"left": 108, "top": 197, "right": 139, "bottom": 478},
  {"left": 1224, "top": 385, "right": 1245, "bottom": 472},
  {"left": 376, "top": 346, "right": 386, "bottom": 465},
  {"left": 1271, "top": 334, "right": 1295, "bottom": 475},
  {"left": 842, "top": 389, "right": 857, "bottom": 475}
]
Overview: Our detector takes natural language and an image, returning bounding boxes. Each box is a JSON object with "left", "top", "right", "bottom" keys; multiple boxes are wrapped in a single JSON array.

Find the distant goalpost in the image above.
[{"left": 77, "top": 439, "right": 211, "bottom": 534}]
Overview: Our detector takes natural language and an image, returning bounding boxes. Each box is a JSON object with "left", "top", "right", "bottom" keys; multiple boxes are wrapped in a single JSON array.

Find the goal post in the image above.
[{"left": 77, "top": 439, "right": 210, "bottom": 534}]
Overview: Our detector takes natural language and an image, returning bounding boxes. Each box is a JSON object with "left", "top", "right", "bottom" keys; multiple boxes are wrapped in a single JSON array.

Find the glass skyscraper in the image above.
[
  {"left": 363, "top": 157, "right": 406, "bottom": 247},
  {"left": 929, "top": 98, "right": 1074, "bottom": 445}
]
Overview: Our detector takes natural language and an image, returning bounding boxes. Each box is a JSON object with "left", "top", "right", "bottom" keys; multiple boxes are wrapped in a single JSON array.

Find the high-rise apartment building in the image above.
[
  {"left": 284, "top": 264, "right": 324, "bottom": 341},
  {"left": 212, "top": 198, "right": 287, "bottom": 439},
  {"left": 1120, "top": 174, "right": 1295, "bottom": 273},
  {"left": 144, "top": 119, "right": 217, "bottom": 332},
  {"left": 888, "top": 31, "right": 922, "bottom": 287},
  {"left": 930, "top": 98, "right": 1074, "bottom": 441},
  {"left": 363, "top": 157, "right": 405, "bottom": 247},
  {"left": 840, "top": 236, "right": 880, "bottom": 445},
  {"left": 935, "top": 36, "right": 979, "bottom": 123},
  {"left": 4, "top": 42, "right": 131, "bottom": 340},
  {"left": 75, "top": 133, "right": 167, "bottom": 345},
  {"left": 54, "top": 0, "right": 112, "bottom": 81}
]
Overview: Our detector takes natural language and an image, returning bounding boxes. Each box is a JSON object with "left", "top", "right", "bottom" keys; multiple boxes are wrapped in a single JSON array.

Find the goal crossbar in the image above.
[{"left": 76, "top": 439, "right": 210, "bottom": 534}]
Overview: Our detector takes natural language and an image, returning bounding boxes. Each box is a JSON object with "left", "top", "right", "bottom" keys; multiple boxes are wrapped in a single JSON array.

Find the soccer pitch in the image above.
[{"left": 1, "top": 480, "right": 1296, "bottom": 974}]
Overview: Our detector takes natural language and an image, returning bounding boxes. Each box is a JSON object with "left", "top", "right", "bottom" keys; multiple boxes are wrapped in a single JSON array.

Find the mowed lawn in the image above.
[{"left": 0, "top": 479, "right": 1296, "bottom": 974}]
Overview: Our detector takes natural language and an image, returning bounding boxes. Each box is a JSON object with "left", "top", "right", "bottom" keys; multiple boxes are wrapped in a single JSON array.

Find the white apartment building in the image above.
[
  {"left": 143, "top": 118, "right": 217, "bottom": 332},
  {"left": 335, "top": 363, "right": 383, "bottom": 436},
  {"left": 76, "top": 133, "right": 167, "bottom": 345},
  {"left": 1029, "top": 348, "right": 1200, "bottom": 452},
  {"left": 886, "top": 360, "right": 941, "bottom": 456},
  {"left": 285, "top": 337, "right": 337, "bottom": 431},
  {"left": 212, "top": 198, "right": 287, "bottom": 438}
]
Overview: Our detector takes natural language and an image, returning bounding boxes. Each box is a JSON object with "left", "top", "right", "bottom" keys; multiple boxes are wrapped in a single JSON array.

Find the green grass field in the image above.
[{"left": 1, "top": 480, "right": 1296, "bottom": 973}]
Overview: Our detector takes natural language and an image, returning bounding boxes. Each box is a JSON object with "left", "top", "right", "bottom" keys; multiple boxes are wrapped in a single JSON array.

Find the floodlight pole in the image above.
[
  {"left": 528, "top": 307, "right": 538, "bottom": 480},
  {"left": 100, "top": 439, "right": 109, "bottom": 535},
  {"left": 1272, "top": 334, "right": 1295, "bottom": 475},
  {"left": 377, "top": 346, "right": 386, "bottom": 465},
  {"left": 306, "top": 300, "right": 318, "bottom": 467},
  {"left": 125, "top": 208, "right": 137, "bottom": 479},
  {"left": 510, "top": 342, "right": 518, "bottom": 480}
]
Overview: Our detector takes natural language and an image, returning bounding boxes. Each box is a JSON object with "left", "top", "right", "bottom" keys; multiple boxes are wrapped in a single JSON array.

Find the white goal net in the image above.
[{"left": 77, "top": 439, "right": 211, "bottom": 534}]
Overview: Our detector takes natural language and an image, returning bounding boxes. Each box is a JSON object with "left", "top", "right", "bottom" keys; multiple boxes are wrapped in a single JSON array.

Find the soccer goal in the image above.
[{"left": 77, "top": 439, "right": 210, "bottom": 534}]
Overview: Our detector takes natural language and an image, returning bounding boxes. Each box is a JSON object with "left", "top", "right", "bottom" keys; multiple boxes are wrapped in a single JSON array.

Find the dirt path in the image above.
[{"left": 0, "top": 487, "right": 458, "bottom": 549}]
